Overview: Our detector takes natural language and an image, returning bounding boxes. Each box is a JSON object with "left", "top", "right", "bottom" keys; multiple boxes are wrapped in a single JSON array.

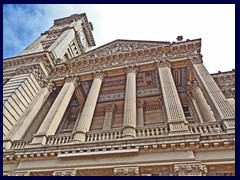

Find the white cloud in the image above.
[{"left": 3, "top": 4, "right": 234, "bottom": 73}]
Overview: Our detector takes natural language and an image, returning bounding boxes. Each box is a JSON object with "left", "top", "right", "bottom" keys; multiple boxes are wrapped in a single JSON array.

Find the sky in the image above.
[{"left": 3, "top": 4, "right": 235, "bottom": 73}]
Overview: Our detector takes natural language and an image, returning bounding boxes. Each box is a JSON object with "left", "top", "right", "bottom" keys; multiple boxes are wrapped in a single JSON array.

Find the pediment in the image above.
[{"left": 72, "top": 39, "right": 170, "bottom": 62}]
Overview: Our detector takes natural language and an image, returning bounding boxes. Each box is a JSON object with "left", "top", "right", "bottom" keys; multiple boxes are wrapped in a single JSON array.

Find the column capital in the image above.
[
  {"left": 105, "top": 103, "right": 117, "bottom": 112},
  {"left": 65, "top": 74, "right": 80, "bottom": 87},
  {"left": 155, "top": 59, "right": 172, "bottom": 68},
  {"left": 92, "top": 70, "right": 105, "bottom": 80},
  {"left": 45, "top": 80, "right": 56, "bottom": 92},
  {"left": 124, "top": 65, "right": 138, "bottom": 74},
  {"left": 188, "top": 54, "right": 203, "bottom": 64},
  {"left": 137, "top": 100, "right": 145, "bottom": 108},
  {"left": 113, "top": 166, "right": 139, "bottom": 176},
  {"left": 53, "top": 169, "right": 77, "bottom": 176},
  {"left": 173, "top": 163, "right": 207, "bottom": 176}
]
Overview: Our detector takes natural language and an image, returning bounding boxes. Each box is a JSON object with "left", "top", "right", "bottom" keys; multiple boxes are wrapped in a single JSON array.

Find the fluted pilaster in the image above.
[
  {"left": 137, "top": 100, "right": 145, "bottom": 127},
  {"left": 122, "top": 65, "right": 138, "bottom": 138},
  {"left": 189, "top": 55, "right": 235, "bottom": 120},
  {"left": 156, "top": 59, "right": 188, "bottom": 133},
  {"left": 73, "top": 71, "right": 105, "bottom": 142},
  {"left": 29, "top": 76, "right": 79, "bottom": 146},
  {"left": 103, "top": 104, "right": 116, "bottom": 130}
]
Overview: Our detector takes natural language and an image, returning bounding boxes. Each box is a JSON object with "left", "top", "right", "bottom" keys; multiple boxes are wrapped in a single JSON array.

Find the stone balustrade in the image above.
[
  {"left": 46, "top": 134, "right": 73, "bottom": 145},
  {"left": 86, "top": 130, "right": 122, "bottom": 142},
  {"left": 136, "top": 125, "right": 169, "bottom": 137},
  {"left": 8, "top": 122, "right": 227, "bottom": 150},
  {"left": 188, "top": 122, "right": 223, "bottom": 134},
  {"left": 11, "top": 140, "right": 31, "bottom": 149}
]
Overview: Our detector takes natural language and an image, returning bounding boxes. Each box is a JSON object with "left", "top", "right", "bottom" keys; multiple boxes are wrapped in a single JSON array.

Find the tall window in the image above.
[{"left": 183, "top": 104, "right": 191, "bottom": 117}]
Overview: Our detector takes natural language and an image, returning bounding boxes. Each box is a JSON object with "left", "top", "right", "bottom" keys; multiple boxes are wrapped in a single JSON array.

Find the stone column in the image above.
[
  {"left": 190, "top": 81, "right": 216, "bottom": 122},
  {"left": 3, "top": 82, "right": 54, "bottom": 150},
  {"left": 137, "top": 100, "right": 145, "bottom": 127},
  {"left": 122, "top": 65, "right": 138, "bottom": 138},
  {"left": 187, "top": 94, "right": 204, "bottom": 123},
  {"left": 73, "top": 71, "right": 105, "bottom": 142},
  {"left": 52, "top": 169, "right": 77, "bottom": 176},
  {"left": 189, "top": 55, "right": 235, "bottom": 131},
  {"left": 156, "top": 60, "right": 188, "bottom": 133},
  {"left": 102, "top": 104, "right": 116, "bottom": 130},
  {"left": 29, "top": 76, "right": 79, "bottom": 146},
  {"left": 173, "top": 163, "right": 207, "bottom": 176}
]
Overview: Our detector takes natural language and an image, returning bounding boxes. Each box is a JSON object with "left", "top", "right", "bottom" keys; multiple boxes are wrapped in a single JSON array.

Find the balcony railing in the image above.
[
  {"left": 11, "top": 140, "right": 31, "bottom": 149},
  {"left": 136, "top": 125, "right": 168, "bottom": 137},
  {"left": 86, "top": 130, "right": 122, "bottom": 142},
  {"left": 46, "top": 133, "right": 73, "bottom": 145},
  {"left": 8, "top": 121, "right": 230, "bottom": 150},
  {"left": 188, "top": 122, "right": 223, "bottom": 134}
]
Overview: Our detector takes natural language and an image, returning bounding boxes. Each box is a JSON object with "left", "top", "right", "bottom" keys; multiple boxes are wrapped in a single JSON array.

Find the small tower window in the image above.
[{"left": 183, "top": 105, "right": 191, "bottom": 117}]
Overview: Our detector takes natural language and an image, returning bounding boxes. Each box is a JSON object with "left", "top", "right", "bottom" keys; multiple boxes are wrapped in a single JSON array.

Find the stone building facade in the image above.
[{"left": 3, "top": 13, "right": 235, "bottom": 176}]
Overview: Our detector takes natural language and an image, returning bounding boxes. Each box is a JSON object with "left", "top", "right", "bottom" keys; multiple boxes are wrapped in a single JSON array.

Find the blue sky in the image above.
[{"left": 3, "top": 4, "right": 235, "bottom": 73}]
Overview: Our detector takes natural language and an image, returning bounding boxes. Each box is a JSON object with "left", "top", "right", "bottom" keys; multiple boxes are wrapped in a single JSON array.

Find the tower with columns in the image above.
[{"left": 3, "top": 13, "right": 235, "bottom": 176}]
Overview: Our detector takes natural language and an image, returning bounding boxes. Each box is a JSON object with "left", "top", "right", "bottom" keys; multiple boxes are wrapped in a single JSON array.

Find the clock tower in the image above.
[{"left": 19, "top": 13, "right": 95, "bottom": 64}]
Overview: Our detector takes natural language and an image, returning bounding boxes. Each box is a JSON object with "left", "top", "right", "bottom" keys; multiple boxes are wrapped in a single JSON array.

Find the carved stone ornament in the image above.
[
  {"left": 71, "top": 40, "right": 169, "bottom": 62},
  {"left": 46, "top": 80, "right": 56, "bottom": 92},
  {"left": 173, "top": 163, "right": 208, "bottom": 176},
  {"left": 16, "top": 64, "right": 47, "bottom": 88},
  {"left": 113, "top": 166, "right": 139, "bottom": 176},
  {"left": 52, "top": 169, "right": 77, "bottom": 176}
]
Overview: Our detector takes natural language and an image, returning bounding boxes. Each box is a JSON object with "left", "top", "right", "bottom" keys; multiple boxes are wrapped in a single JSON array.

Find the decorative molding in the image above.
[
  {"left": 113, "top": 166, "right": 139, "bottom": 176},
  {"left": 173, "top": 163, "right": 207, "bottom": 176}
]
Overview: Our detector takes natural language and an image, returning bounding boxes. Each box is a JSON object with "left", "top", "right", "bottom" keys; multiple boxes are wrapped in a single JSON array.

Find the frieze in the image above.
[
  {"left": 3, "top": 53, "right": 50, "bottom": 69},
  {"left": 50, "top": 50, "right": 197, "bottom": 79},
  {"left": 71, "top": 40, "right": 169, "bottom": 62}
]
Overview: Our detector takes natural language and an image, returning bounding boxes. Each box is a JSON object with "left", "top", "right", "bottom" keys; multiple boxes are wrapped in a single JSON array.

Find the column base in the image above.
[
  {"left": 3, "top": 139, "right": 12, "bottom": 150},
  {"left": 122, "top": 126, "right": 136, "bottom": 138},
  {"left": 27, "top": 134, "right": 47, "bottom": 147},
  {"left": 169, "top": 122, "right": 189, "bottom": 134},
  {"left": 72, "top": 131, "right": 86, "bottom": 143}
]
